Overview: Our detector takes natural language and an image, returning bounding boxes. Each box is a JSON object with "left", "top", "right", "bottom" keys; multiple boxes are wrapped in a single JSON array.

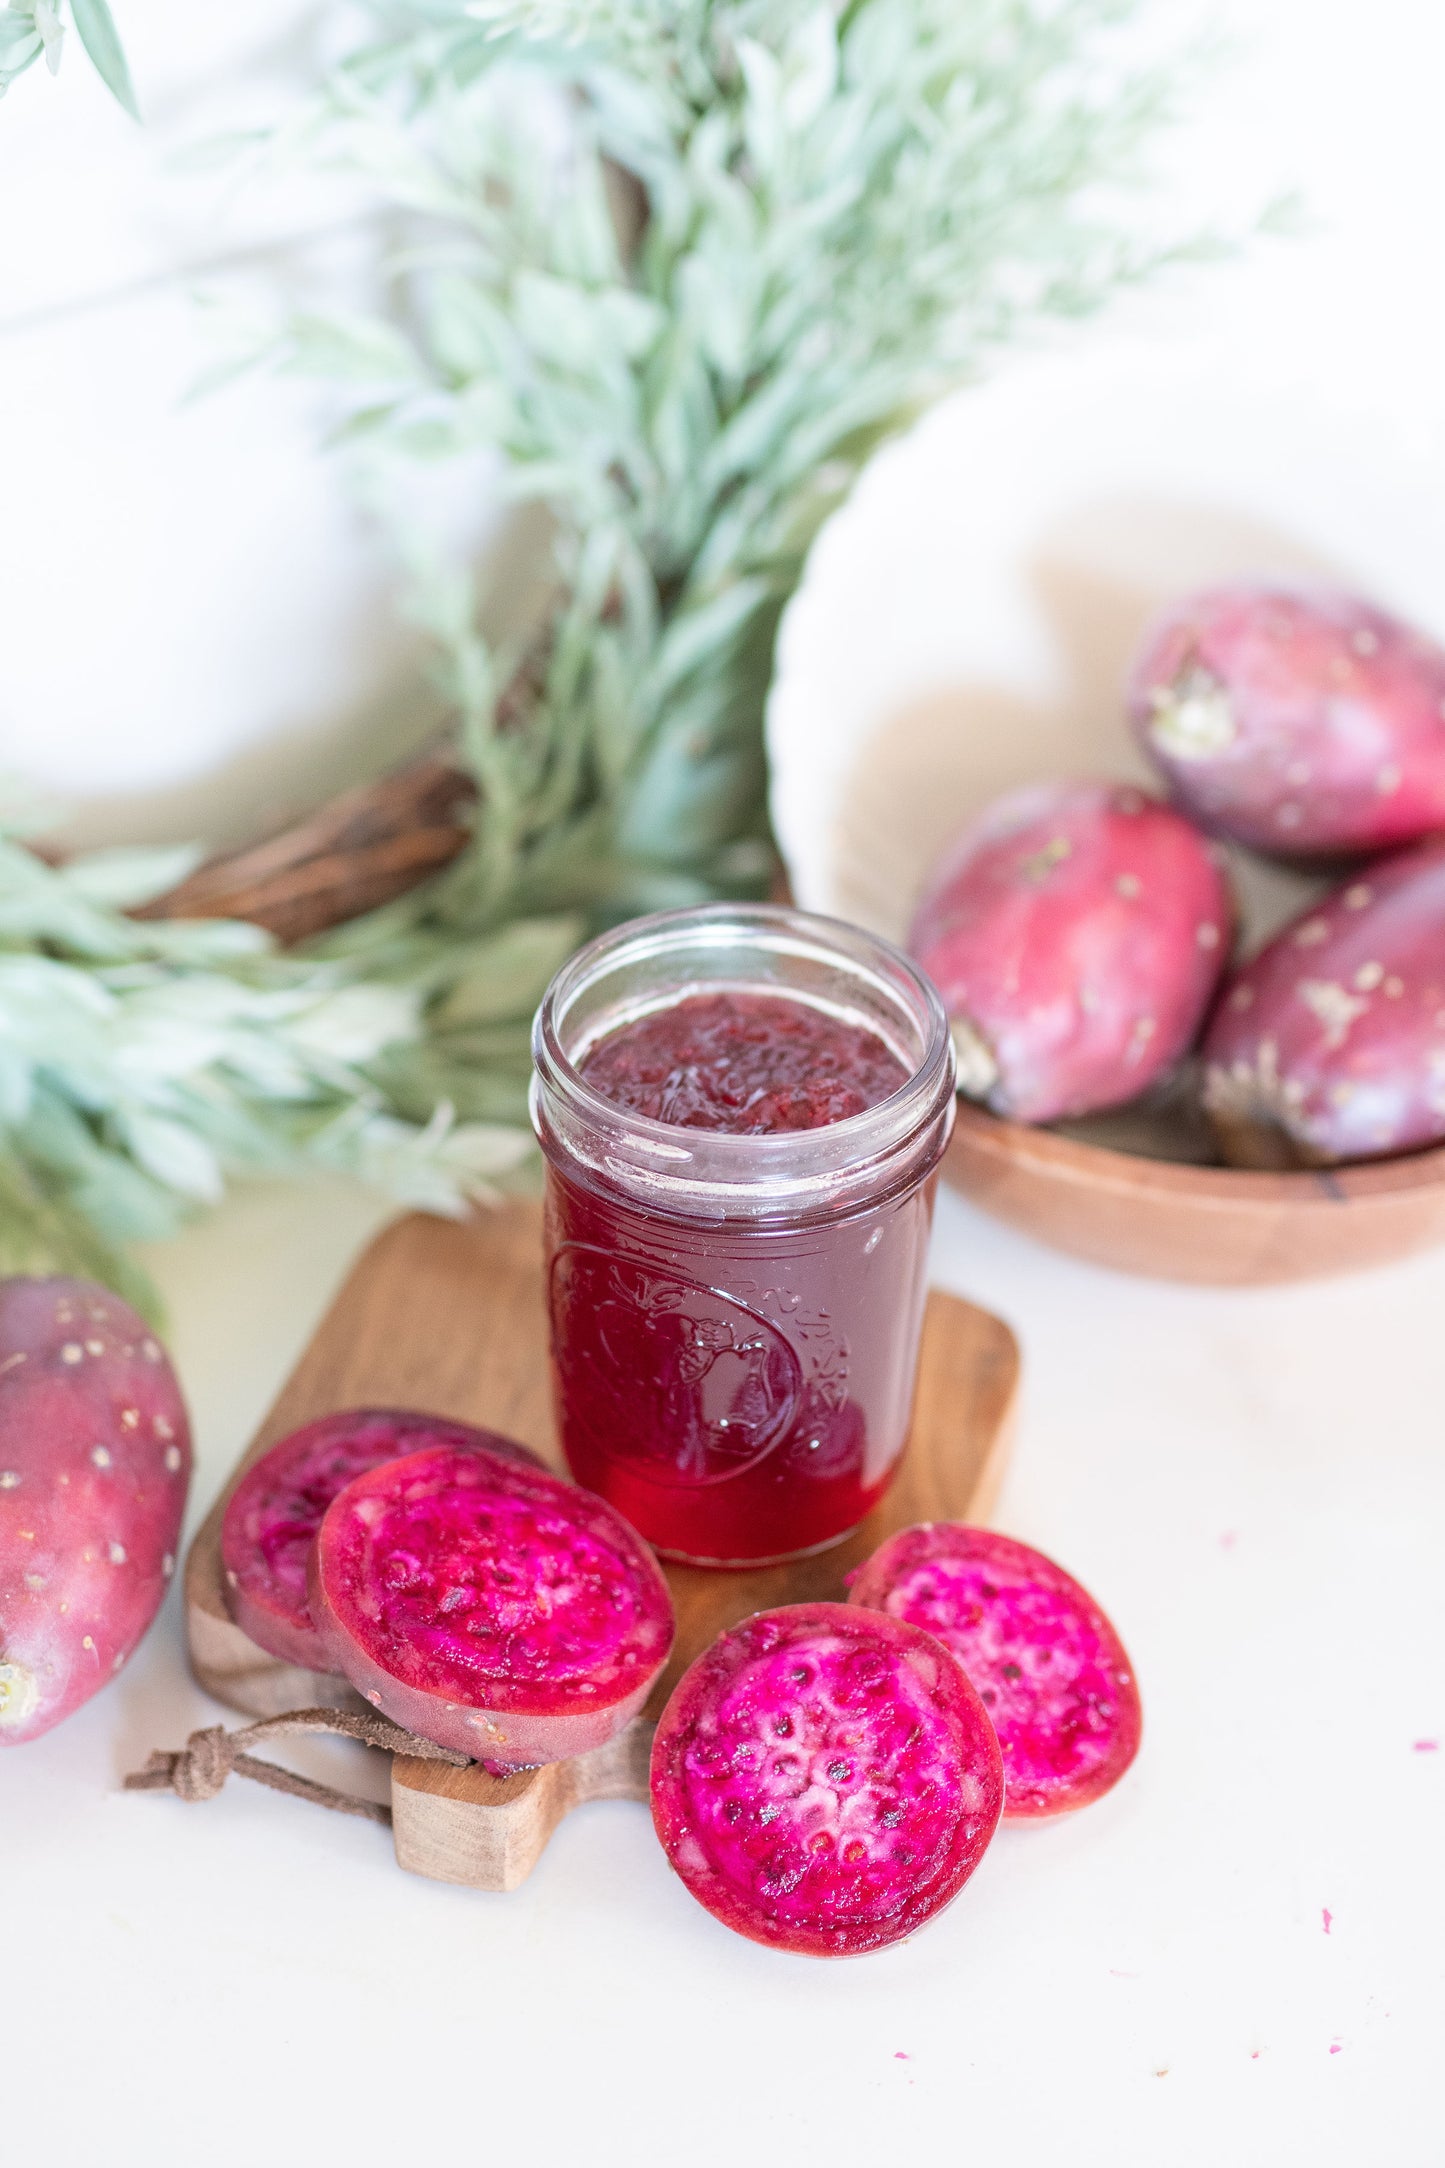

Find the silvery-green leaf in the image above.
[
  {"left": 33, "top": 0, "right": 61, "bottom": 71},
  {"left": 286, "top": 984, "right": 420, "bottom": 1063},
  {"left": 0, "top": 23, "right": 43, "bottom": 76},
  {"left": 72, "top": 1152, "right": 191, "bottom": 1245},
  {"left": 0, "top": 952, "right": 115, "bottom": 1019},
  {"left": 0, "top": 1044, "right": 33, "bottom": 1123},
  {"left": 616, "top": 725, "right": 764, "bottom": 865},
  {"left": 286, "top": 313, "right": 420, "bottom": 383},
  {"left": 510, "top": 270, "right": 613, "bottom": 373},
  {"left": 138, "top": 916, "right": 274, "bottom": 962},
  {"left": 71, "top": 0, "right": 138, "bottom": 116},
  {"left": 779, "top": 7, "right": 838, "bottom": 129},
  {"left": 593, "top": 285, "right": 667, "bottom": 360},
  {"left": 644, "top": 576, "right": 770, "bottom": 700},
  {"left": 734, "top": 34, "right": 783, "bottom": 171},
  {"left": 110, "top": 1015, "right": 233, "bottom": 1083},
  {"left": 119, "top": 1112, "right": 225, "bottom": 1202},
  {"left": 62, "top": 844, "right": 205, "bottom": 910},
  {"left": 432, "top": 913, "right": 583, "bottom": 1025}
]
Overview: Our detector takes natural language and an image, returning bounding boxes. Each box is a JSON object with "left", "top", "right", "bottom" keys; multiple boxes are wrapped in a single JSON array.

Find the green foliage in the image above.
[
  {"left": 273, "top": 0, "right": 1203, "bottom": 1124},
  {"left": 1, "top": 0, "right": 1207, "bottom": 1296},
  {"left": 0, "top": 0, "right": 137, "bottom": 115},
  {"left": 0, "top": 834, "right": 531, "bottom": 1310}
]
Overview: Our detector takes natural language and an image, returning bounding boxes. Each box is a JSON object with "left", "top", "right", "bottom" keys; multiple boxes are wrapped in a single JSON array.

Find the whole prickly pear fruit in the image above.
[
  {"left": 1203, "top": 837, "right": 1445, "bottom": 1167},
  {"left": 909, "top": 782, "right": 1232, "bottom": 1123},
  {"left": 1129, "top": 584, "right": 1445, "bottom": 858},
  {"left": 0, "top": 1278, "right": 191, "bottom": 1745}
]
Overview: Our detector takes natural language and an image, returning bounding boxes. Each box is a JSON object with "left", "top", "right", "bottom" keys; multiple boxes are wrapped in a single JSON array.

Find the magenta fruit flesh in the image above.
[
  {"left": 1129, "top": 582, "right": 1445, "bottom": 858},
  {"left": 909, "top": 781, "right": 1232, "bottom": 1123},
  {"left": 309, "top": 1442, "right": 674, "bottom": 1765},
  {"left": 649, "top": 1602, "right": 1003, "bottom": 1956},
  {"left": 221, "top": 1408, "right": 543, "bottom": 1670},
  {"left": 1202, "top": 835, "right": 1445, "bottom": 1167},
  {"left": 0, "top": 1277, "right": 191, "bottom": 1745},
  {"left": 848, "top": 1525, "right": 1141, "bottom": 1818}
]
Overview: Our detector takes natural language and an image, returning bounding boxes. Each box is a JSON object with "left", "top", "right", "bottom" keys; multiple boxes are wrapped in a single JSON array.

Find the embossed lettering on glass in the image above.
[{"left": 531, "top": 905, "right": 956, "bottom": 1566}]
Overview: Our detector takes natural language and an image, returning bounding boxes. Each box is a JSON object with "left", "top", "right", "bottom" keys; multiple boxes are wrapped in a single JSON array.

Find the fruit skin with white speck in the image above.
[
  {"left": 1129, "top": 584, "right": 1445, "bottom": 858},
  {"left": 0, "top": 1277, "right": 191, "bottom": 1745},
  {"left": 650, "top": 1602, "right": 1003, "bottom": 1957},
  {"left": 848, "top": 1524, "right": 1142, "bottom": 1818},
  {"left": 908, "top": 781, "right": 1233, "bottom": 1123},
  {"left": 1202, "top": 836, "right": 1445, "bottom": 1167}
]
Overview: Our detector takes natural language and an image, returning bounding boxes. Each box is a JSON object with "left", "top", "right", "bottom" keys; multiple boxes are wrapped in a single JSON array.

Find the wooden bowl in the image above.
[{"left": 943, "top": 1101, "right": 1445, "bottom": 1285}]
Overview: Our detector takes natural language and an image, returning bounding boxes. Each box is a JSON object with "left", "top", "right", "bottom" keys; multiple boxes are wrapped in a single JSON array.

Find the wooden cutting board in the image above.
[{"left": 184, "top": 1199, "right": 1020, "bottom": 1889}]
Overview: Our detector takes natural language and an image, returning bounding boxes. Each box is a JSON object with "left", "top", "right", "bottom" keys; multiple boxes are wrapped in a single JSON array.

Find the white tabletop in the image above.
[
  {"left": 5, "top": 1175, "right": 1441, "bottom": 2168},
  {"left": 3, "top": 0, "right": 1442, "bottom": 2155}
]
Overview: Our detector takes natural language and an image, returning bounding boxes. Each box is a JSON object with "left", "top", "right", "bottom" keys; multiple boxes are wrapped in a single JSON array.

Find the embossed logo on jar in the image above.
[{"left": 550, "top": 1247, "right": 803, "bottom": 1485}]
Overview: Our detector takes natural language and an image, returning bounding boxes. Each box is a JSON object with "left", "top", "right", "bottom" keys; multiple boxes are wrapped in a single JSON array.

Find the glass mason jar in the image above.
[{"left": 530, "top": 904, "right": 956, "bottom": 1567}]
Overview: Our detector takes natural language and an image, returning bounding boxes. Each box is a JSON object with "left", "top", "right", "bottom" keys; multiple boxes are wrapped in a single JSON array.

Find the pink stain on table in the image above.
[
  {"left": 1219, "top": 1531, "right": 1238, "bottom": 1551},
  {"left": 1322, "top": 1908, "right": 1333, "bottom": 1934},
  {"left": 1413, "top": 1738, "right": 1439, "bottom": 1753},
  {"left": 894, "top": 2052, "right": 911, "bottom": 2062},
  {"left": 1329, "top": 2041, "right": 1344, "bottom": 2056}
]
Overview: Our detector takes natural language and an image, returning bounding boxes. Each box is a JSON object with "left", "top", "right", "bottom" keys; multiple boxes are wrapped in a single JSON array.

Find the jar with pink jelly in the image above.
[{"left": 530, "top": 904, "right": 956, "bottom": 1567}]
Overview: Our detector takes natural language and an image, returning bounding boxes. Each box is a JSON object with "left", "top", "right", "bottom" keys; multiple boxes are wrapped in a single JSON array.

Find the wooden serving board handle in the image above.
[
  {"left": 184, "top": 1200, "right": 1019, "bottom": 1890},
  {"left": 390, "top": 1721, "right": 654, "bottom": 1892}
]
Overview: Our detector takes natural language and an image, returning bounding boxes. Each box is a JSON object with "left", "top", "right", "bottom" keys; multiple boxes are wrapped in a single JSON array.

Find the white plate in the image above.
[{"left": 766, "top": 345, "right": 1445, "bottom": 956}]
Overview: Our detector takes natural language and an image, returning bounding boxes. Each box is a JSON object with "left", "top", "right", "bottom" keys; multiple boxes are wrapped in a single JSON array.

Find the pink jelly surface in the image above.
[
  {"left": 579, "top": 991, "right": 907, "bottom": 1132},
  {"left": 651, "top": 1604, "right": 1003, "bottom": 1956},
  {"left": 550, "top": 990, "right": 933, "bottom": 1564},
  {"left": 315, "top": 1446, "right": 673, "bottom": 1716},
  {"left": 221, "top": 1409, "right": 536, "bottom": 1666},
  {"left": 850, "top": 1525, "right": 1141, "bottom": 1816}
]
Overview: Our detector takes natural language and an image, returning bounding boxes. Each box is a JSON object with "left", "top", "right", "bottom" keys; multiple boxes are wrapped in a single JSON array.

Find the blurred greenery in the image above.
[
  {"left": 285, "top": 0, "right": 1212, "bottom": 1122},
  {"left": 0, "top": 0, "right": 137, "bottom": 115},
  {"left": 1, "top": 0, "right": 1212, "bottom": 1303}
]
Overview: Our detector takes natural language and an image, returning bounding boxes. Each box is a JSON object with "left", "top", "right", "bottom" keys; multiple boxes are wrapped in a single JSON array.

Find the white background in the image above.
[
  {"left": 3, "top": 4, "right": 1445, "bottom": 2166},
  {"left": 3, "top": 1177, "right": 1442, "bottom": 2168},
  {"left": 4, "top": 0, "right": 1445, "bottom": 842}
]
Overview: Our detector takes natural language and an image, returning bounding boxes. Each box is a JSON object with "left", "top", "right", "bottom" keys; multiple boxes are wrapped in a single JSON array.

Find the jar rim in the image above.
[{"left": 530, "top": 903, "right": 956, "bottom": 1221}]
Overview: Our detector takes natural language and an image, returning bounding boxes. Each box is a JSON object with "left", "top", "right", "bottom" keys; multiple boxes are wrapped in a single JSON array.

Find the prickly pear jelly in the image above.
[{"left": 530, "top": 905, "right": 956, "bottom": 1566}]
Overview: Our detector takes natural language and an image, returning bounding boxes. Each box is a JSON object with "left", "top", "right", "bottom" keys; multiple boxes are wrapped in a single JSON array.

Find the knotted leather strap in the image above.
[{"left": 125, "top": 1707, "right": 469, "bottom": 1826}]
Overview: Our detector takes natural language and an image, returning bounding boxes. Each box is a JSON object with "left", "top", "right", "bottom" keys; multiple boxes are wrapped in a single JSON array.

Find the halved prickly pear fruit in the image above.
[
  {"left": 0, "top": 1277, "right": 191, "bottom": 1745},
  {"left": 848, "top": 1525, "right": 1141, "bottom": 1818},
  {"left": 309, "top": 1442, "right": 674, "bottom": 1766},
  {"left": 221, "top": 1408, "right": 543, "bottom": 1670},
  {"left": 1202, "top": 835, "right": 1445, "bottom": 1167},
  {"left": 1129, "top": 583, "right": 1445, "bottom": 858},
  {"left": 649, "top": 1602, "right": 1003, "bottom": 1956},
  {"left": 909, "top": 782, "right": 1232, "bottom": 1123}
]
